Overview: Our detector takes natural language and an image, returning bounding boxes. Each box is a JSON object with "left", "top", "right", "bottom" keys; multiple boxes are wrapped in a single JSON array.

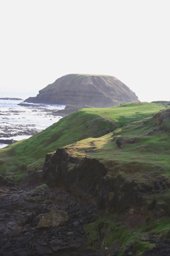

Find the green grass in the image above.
[
  {"left": 0, "top": 102, "right": 168, "bottom": 180},
  {"left": 0, "top": 111, "right": 115, "bottom": 179},
  {"left": 85, "top": 215, "right": 170, "bottom": 255},
  {"left": 85, "top": 215, "right": 156, "bottom": 256},
  {"left": 66, "top": 133, "right": 170, "bottom": 174},
  {"left": 66, "top": 105, "right": 170, "bottom": 172}
]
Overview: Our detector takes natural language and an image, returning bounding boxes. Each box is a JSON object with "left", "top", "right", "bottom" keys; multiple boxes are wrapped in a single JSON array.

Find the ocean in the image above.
[{"left": 0, "top": 99, "right": 64, "bottom": 148}]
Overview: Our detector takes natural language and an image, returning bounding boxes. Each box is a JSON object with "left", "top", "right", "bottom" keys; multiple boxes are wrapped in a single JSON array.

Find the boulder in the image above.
[{"left": 37, "top": 209, "right": 69, "bottom": 228}]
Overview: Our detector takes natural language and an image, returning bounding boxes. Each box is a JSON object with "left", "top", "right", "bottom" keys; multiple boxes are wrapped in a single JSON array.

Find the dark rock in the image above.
[
  {"left": 0, "top": 139, "right": 16, "bottom": 145},
  {"left": 43, "top": 149, "right": 107, "bottom": 198},
  {"left": 153, "top": 109, "right": 170, "bottom": 132},
  {"left": 0, "top": 185, "right": 98, "bottom": 256},
  {"left": 0, "top": 175, "right": 13, "bottom": 186},
  {"left": 54, "top": 105, "right": 80, "bottom": 117},
  {"left": 0, "top": 98, "right": 22, "bottom": 100},
  {"left": 37, "top": 209, "right": 69, "bottom": 228},
  {"left": 144, "top": 239, "right": 170, "bottom": 256},
  {"left": 115, "top": 137, "right": 138, "bottom": 148},
  {"left": 43, "top": 148, "right": 170, "bottom": 213}
]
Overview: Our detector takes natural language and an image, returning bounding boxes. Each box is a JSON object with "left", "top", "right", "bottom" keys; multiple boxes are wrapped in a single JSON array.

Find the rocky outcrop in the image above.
[
  {"left": 37, "top": 209, "right": 69, "bottom": 229},
  {"left": 1, "top": 149, "right": 170, "bottom": 255},
  {"left": 153, "top": 109, "right": 170, "bottom": 132},
  {"left": 41, "top": 148, "right": 170, "bottom": 255},
  {"left": 115, "top": 136, "right": 139, "bottom": 148},
  {"left": 43, "top": 149, "right": 170, "bottom": 213},
  {"left": 25, "top": 74, "right": 139, "bottom": 108},
  {"left": 0, "top": 184, "right": 98, "bottom": 256}
]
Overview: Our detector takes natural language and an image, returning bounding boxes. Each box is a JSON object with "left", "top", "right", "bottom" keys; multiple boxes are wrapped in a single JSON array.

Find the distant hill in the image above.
[{"left": 25, "top": 74, "right": 139, "bottom": 107}]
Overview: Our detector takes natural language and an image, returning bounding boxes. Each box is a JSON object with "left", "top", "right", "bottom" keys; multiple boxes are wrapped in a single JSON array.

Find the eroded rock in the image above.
[
  {"left": 37, "top": 209, "right": 69, "bottom": 228},
  {"left": 0, "top": 184, "right": 97, "bottom": 255},
  {"left": 43, "top": 148, "right": 170, "bottom": 215},
  {"left": 153, "top": 109, "right": 170, "bottom": 132}
]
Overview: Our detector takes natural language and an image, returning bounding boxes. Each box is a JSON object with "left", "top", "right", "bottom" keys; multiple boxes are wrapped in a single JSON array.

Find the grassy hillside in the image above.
[
  {"left": 1, "top": 102, "right": 170, "bottom": 255},
  {"left": 61, "top": 106, "right": 170, "bottom": 255},
  {"left": 66, "top": 112, "right": 170, "bottom": 171},
  {"left": 0, "top": 102, "right": 167, "bottom": 179}
]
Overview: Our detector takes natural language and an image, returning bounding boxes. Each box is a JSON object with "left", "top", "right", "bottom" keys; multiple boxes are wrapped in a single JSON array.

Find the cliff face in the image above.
[
  {"left": 43, "top": 148, "right": 170, "bottom": 213},
  {"left": 25, "top": 74, "right": 139, "bottom": 107},
  {"left": 42, "top": 148, "right": 170, "bottom": 255}
]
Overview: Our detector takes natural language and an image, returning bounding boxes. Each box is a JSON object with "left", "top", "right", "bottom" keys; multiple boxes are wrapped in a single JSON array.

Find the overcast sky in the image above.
[{"left": 0, "top": 0, "right": 169, "bottom": 101}]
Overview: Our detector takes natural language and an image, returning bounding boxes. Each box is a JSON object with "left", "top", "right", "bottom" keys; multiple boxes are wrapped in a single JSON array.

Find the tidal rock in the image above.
[{"left": 0, "top": 139, "right": 16, "bottom": 145}]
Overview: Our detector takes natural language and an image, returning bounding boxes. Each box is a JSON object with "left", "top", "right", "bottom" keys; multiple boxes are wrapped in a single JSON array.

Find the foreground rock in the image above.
[
  {"left": 0, "top": 183, "right": 98, "bottom": 256},
  {"left": 43, "top": 148, "right": 170, "bottom": 255},
  {"left": 43, "top": 149, "right": 170, "bottom": 212},
  {"left": 25, "top": 74, "right": 139, "bottom": 108},
  {"left": 1, "top": 147, "right": 170, "bottom": 255}
]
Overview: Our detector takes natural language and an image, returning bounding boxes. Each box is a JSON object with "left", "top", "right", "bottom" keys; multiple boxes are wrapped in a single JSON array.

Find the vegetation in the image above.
[
  {"left": 1, "top": 101, "right": 170, "bottom": 254},
  {"left": 85, "top": 215, "right": 155, "bottom": 256},
  {"left": 67, "top": 118, "right": 170, "bottom": 170},
  {"left": 0, "top": 102, "right": 166, "bottom": 179}
]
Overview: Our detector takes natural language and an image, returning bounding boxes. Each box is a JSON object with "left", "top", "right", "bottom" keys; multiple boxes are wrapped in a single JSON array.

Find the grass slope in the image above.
[
  {"left": 66, "top": 115, "right": 170, "bottom": 170},
  {"left": 62, "top": 105, "right": 170, "bottom": 255},
  {"left": 63, "top": 107, "right": 170, "bottom": 255},
  {"left": 0, "top": 102, "right": 167, "bottom": 179}
]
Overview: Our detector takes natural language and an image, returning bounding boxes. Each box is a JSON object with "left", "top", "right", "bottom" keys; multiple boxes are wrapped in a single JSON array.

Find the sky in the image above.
[{"left": 0, "top": 0, "right": 169, "bottom": 101}]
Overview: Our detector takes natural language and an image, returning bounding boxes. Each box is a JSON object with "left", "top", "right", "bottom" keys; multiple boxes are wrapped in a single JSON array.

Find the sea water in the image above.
[{"left": 0, "top": 99, "right": 64, "bottom": 148}]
